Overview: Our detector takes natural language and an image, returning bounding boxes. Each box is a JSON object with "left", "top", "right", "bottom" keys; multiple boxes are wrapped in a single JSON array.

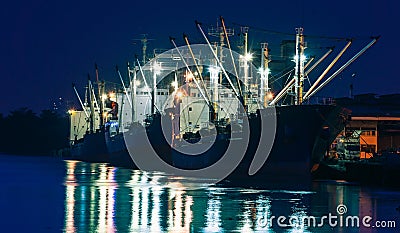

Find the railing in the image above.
[{"left": 303, "top": 96, "right": 336, "bottom": 105}]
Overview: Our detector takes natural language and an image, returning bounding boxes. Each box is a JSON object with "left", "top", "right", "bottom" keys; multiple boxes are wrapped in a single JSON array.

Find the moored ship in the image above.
[{"left": 68, "top": 20, "right": 377, "bottom": 186}]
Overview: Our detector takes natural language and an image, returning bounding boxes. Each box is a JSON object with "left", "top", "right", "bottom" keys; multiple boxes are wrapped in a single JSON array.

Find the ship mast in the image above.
[
  {"left": 151, "top": 60, "right": 160, "bottom": 115},
  {"left": 260, "top": 43, "right": 270, "bottom": 107},
  {"left": 136, "top": 57, "right": 159, "bottom": 113},
  {"left": 220, "top": 16, "right": 242, "bottom": 97},
  {"left": 128, "top": 62, "right": 137, "bottom": 122},
  {"left": 207, "top": 22, "right": 234, "bottom": 120},
  {"left": 95, "top": 64, "right": 104, "bottom": 129},
  {"left": 87, "top": 75, "right": 95, "bottom": 133},
  {"left": 294, "top": 28, "right": 305, "bottom": 105},
  {"left": 136, "top": 35, "right": 148, "bottom": 65},
  {"left": 241, "top": 27, "right": 250, "bottom": 108}
]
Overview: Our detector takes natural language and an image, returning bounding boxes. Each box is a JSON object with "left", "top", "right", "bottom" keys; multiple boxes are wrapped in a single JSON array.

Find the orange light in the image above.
[{"left": 267, "top": 92, "right": 274, "bottom": 100}]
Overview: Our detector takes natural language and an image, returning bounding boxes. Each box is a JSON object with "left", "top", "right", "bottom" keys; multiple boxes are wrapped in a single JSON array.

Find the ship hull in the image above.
[
  {"left": 104, "top": 105, "right": 348, "bottom": 186},
  {"left": 171, "top": 104, "right": 348, "bottom": 187},
  {"left": 70, "top": 131, "right": 108, "bottom": 163},
  {"left": 105, "top": 114, "right": 172, "bottom": 169},
  {"left": 105, "top": 132, "right": 136, "bottom": 169}
]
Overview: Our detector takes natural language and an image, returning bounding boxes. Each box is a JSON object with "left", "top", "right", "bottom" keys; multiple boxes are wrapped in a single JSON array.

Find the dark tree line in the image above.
[{"left": 0, "top": 108, "right": 69, "bottom": 155}]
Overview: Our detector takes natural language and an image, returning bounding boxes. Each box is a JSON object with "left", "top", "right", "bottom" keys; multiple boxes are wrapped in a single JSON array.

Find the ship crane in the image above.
[
  {"left": 270, "top": 28, "right": 307, "bottom": 106},
  {"left": 270, "top": 46, "right": 335, "bottom": 106},
  {"left": 220, "top": 16, "right": 242, "bottom": 98},
  {"left": 127, "top": 62, "right": 137, "bottom": 122},
  {"left": 305, "top": 47, "right": 334, "bottom": 76},
  {"left": 95, "top": 64, "right": 105, "bottom": 128},
  {"left": 72, "top": 83, "right": 89, "bottom": 118},
  {"left": 169, "top": 37, "right": 211, "bottom": 108},
  {"left": 269, "top": 31, "right": 378, "bottom": 105},
  {"left": 196, "top": 21, "right": 241, "bottom": 100},
  {"left": 304, "top": 36, "right": 379, "bottom": 100},
  {"left": 87, "top": 76, "right": 96, "bottom": 133},
  {"left": 303, "top": 40, "right": 353, "bottom": 99},
  {"left": 135, "top": 56, "right": 161, "bottom": 113},
  {"left": 182, "top": 34, "right": 211, "bottom": 103},
  {"left": 116, "top": 65, "right": 132, "bottom": 108},
  {"left": 259, "top": 42, "right": 270, "bottom": 107},
  {"left": 182, "top": 34, "right": 217, "bottom": 122}
]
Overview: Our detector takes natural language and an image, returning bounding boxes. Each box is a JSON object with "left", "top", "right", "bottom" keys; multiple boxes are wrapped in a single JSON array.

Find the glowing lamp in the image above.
[{"left": 176, "top": 91, "right": 183, "bottom": 99}]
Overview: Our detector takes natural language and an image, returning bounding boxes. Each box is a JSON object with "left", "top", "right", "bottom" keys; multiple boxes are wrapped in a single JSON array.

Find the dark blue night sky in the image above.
[{"left": 1, "top": 0, "right": 398, "bottom": 114}]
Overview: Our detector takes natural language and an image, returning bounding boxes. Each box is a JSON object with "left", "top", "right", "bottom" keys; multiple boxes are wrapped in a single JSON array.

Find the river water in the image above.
[{"left": 0, "top": 154, "right": 399, "bottom": 233}]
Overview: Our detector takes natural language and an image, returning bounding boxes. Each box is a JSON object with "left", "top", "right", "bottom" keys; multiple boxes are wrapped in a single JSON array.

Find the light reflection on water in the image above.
[{"left": 62, "top": 160, "right": 400, "bottom": 233}]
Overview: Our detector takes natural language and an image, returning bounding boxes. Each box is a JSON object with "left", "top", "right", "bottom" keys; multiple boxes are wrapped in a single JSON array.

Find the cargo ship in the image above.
[{"left": 68, "top": 20, "right": 377, "bottom": 185}]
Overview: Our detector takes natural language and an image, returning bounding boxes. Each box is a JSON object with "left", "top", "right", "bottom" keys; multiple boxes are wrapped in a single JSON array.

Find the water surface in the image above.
[{"left": 0, "top": 155, "right": 399, "bottom": 232}]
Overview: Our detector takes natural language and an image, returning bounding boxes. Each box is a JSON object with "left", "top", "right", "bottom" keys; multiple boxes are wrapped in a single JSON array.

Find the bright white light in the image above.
[
  {"left": 176, "top": 91, "right": 183, "bottom": 99},
  {"left": 135, "top": 80, "right": 141, "bottom": 86},
  {"left": 244, "top": 53, "right": 253, "bottom": 61},
  {"left": 185, "top": 70, "right": 194, "bottom": 81},
  {"left": 109, "top": 92, "right": 116, "bottom": 101},
  {"left": 258, "top": 67, "right": 271, "bottom": 76},
  {"left": 208, "top": 66, "right": 220, "bottom": 74},
  {"left": 293, "top": 55, "right": 307, "bottom": 62},
  {"left": 101, "top": 94, "right": 107, "bottom": 100},
  {"left": 171, "top": 81, "right": 178, "bottom": 89},
  {"left": 68, "top": 109, "right": 75, "bottom": 115},
  {"left": 153, "top": 62, "right": 162, "bottom": 75}
]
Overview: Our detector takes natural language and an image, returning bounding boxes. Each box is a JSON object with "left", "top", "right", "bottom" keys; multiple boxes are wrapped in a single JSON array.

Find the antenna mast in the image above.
[
  {"left": 208, "top": 22, "right": 234, "bottom": 82},
  {"left": 141, "top": 35, "right": 148, "bottom": 64},
  {"left": 240, "top": 26, "right": 250, "bottom": 109},
  {"left": 260, "top": 43, "right": 270, "bottom": 107},
  {"left": 294, "top": 28, "right": 305, "bottom": 105},
  {"left": 134, "top": 34, "right": 154, "bottom": 65}
]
